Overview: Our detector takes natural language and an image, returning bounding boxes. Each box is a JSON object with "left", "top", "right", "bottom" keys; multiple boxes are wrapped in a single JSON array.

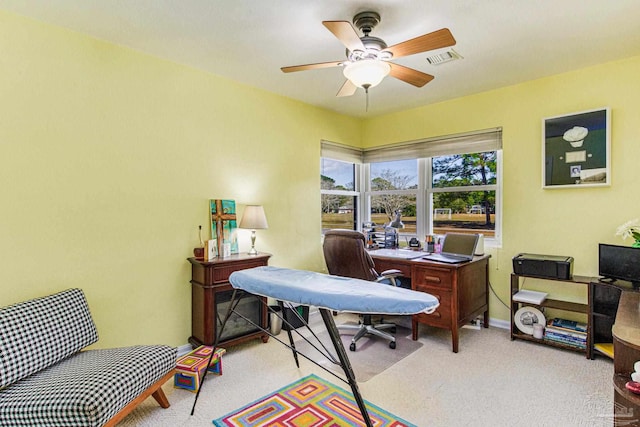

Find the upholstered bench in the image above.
[{"left": 0, "top": 288, "right": 176, "bottom": 427}]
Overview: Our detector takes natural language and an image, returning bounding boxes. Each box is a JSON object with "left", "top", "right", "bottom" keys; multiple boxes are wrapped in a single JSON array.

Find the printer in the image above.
[{"left": 512, "top": 253, "right": 574, "bottom": 280}]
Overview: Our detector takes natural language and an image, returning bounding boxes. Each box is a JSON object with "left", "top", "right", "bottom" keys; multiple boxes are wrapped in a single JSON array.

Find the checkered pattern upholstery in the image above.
[
  {"left": 0, "top": 345, "right": 177, "bottom": 426},
  {"left": 0, "top": 288, "right": 98, "bottom": 388}
]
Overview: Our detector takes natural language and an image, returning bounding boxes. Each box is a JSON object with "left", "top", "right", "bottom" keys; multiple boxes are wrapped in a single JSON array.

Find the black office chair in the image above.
[{"left": 322, "top": 229, "right": 403, "bottom": 351}]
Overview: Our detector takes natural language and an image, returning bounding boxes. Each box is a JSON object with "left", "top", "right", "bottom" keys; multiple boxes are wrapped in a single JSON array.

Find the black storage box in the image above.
[
  {"left": 282, "top": 304, "right": 309, "bottom": 330},
  {"left": 512, "top": 253, "right": 574, "bottom": 280}
]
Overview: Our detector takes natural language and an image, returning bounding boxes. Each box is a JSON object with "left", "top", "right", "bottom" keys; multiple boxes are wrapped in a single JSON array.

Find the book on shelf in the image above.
[
  {"left": 544, "top": 327, "right": 587, "bottom": 338},
  {"left": 545, "top": 339, "right": 586, "bottom": 350},
  {"left": 544, "top": 338, "right": 586, "bottom": 348},
  {"left": 545, "top": 324, "right": 588, "bottom": 335},
  {"left": 512, "top": 289, "right": 548, "bottom": 305},
  {"left": 544, "top": 334, "right": 586, "bottom": 349},
  {"left": 594, "top": 343, "right": 614, "bottom": 358},
  {"left": 544, "top": 331, "right": 586, "bottom": 343},
  {"left": 544, "top": 322, "right": 587, "bottom": 349},
  {"left": 545, "top": 325, "right": 587, "bottom": 339},
  {"left": 549, "top": 318, "right": 586, "bottom": 333}
]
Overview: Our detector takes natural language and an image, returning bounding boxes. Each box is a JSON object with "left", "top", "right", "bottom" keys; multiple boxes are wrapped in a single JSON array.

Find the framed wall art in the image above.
[{"left": 542, "top": 107, "right": 611, "bottom": 189}]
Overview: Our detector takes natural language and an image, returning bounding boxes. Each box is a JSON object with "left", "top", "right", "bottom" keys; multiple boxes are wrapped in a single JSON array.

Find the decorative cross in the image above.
[{"left": 210, "top": 199, "right": 236, "bottom": 256}]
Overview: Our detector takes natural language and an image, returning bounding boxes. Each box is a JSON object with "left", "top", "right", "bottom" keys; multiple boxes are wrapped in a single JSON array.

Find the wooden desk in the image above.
[{"left": 369, "top": 251, "right": 490, "bottom": 353}]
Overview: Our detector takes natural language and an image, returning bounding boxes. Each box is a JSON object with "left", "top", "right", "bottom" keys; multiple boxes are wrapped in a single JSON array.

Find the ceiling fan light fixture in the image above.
[{"left": 343, "top": 59, "right": 391, "bottom": 89}]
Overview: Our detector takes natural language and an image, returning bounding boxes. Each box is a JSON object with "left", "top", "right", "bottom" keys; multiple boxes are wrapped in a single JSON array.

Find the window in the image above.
[
  {"left": 431, "top": 152, "right": 498, "bottom": 238},
  {"left": 320, "top": 157, "right": 359, "bottom": 231},
  {"left": 368, "top": 159, "right": 418, "bottom": 234},
  {"left": 321, "top": 128, "right": 502, "bottom": 243}
]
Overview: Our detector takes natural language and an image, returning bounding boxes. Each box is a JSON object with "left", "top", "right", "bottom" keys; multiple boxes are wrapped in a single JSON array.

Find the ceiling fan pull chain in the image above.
[
  {"left": 364, "top": 84, "right": 370, "bottom": 112},
  {"left": 366, "top": 89, "right": 369, "bottom": 112}
]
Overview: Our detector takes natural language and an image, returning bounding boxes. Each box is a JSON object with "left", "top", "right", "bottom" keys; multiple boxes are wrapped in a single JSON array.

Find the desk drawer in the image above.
[
  {"left": 373, "top": 258, "right": 412, "bottom": 277},
  {"left": 413, "top": 266, "right": 453, "bottom": 290},
  {"left": 415, "top": 289, "right": 452, "bottom": 327}
]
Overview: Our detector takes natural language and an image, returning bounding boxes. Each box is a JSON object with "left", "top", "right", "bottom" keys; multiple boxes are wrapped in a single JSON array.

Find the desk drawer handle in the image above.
[
  {"left": 423, "top": 275, "right": 441, "bottom": 283},
  {"left": 431, "top": 311, "right": 442, "bottom": 318}
]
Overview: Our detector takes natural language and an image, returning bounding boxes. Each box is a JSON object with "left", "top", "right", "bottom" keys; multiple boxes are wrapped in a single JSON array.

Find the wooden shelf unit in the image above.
[{"left": 510, "top": 273, "right": 595, "bottom": 358}]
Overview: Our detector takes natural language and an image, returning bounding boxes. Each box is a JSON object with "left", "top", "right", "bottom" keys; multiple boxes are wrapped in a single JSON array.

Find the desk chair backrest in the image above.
[{"left": 323, "top": 229, "right": 378, "bottom": 282}]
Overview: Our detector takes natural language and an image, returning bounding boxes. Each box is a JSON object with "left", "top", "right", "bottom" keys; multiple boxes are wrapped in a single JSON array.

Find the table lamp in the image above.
[{"left": 239, "top": 205, "right": 268, "bottom": 255}]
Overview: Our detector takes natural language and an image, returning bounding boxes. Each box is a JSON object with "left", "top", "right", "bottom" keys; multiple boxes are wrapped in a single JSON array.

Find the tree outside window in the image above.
[
  {"left": 432, "top": 152, "right": 497, "bottom": 237},
  {"left": 320, "top": 158, "right": 358, "bottom": 231},
  {"left": 370, "top": 160, "right": 417, "bottom": 234}
]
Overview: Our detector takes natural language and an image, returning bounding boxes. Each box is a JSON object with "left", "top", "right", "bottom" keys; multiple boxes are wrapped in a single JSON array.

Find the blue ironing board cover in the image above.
[{"left": 229, "top": 266, "right": 440, "bottom": 315}]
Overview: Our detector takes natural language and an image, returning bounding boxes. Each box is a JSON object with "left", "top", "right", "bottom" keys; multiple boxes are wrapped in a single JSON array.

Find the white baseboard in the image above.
[
  {"left": 488, "top": 317, "right": 510, "bottom": 330},
  {"left": 311, "top": 307, "right": 510, "bottom": 331},
  {"left": 177, "top": 343, "right": 193, "bottom": 356},
  {"left": 461, "top": 316, "right": 509, "bottom": 330}
]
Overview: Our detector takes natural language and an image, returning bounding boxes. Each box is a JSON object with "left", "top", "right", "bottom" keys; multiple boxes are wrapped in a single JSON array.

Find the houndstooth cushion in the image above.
[
  {"left": 0, "top": 345, "right": 176, "bottom": 427},
  {"left": 0, "top": 289, "right": 98, "bottom": 388}
]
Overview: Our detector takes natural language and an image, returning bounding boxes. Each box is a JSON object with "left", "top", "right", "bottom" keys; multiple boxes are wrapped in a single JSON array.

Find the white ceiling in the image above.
[{"left": 2, "top": 0, "right": 640, "bottom": 118}]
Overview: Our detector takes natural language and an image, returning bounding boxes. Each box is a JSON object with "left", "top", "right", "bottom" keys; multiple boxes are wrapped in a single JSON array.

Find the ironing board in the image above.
[{"left": 191, "top": 266, "right": 440, "bottom": 427}]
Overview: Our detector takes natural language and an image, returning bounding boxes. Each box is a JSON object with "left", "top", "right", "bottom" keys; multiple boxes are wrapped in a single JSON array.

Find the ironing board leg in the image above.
[
  {"left": 191, "top": 289, "right": 238, "bottom": 415},
  {"left": 278, "top": 300, "right": 300, "bottom": 367},
  {"left": 318, "top": 308, "right": 373, "bottom": 427}
]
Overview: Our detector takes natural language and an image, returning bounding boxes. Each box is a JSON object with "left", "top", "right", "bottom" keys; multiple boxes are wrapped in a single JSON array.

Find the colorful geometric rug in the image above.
[{"left": 212, "top": 374, "right": 416, "bottom": 426}]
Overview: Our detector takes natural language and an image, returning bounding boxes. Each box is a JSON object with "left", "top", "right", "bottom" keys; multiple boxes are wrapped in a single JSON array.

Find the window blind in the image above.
[
  {"left": 320, "top": 140, "right": 363, "bottom": 163},
  {"left": 363, "top": 127, "right": 502, "bottom": 163},
  {"left": 321, "top": 128, "right": 502, "bottom": 163}
]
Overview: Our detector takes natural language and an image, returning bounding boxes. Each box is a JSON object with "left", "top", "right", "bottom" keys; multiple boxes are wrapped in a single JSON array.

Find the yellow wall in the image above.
[
  {"left": 363, "top": 56, "right": 640, "bottom": 320},
  {"left": 2, "top": 9, "right": 640, "bottom": 346},
  {"left": 0, "top": 11, "right": 360, "bottom": 348}
]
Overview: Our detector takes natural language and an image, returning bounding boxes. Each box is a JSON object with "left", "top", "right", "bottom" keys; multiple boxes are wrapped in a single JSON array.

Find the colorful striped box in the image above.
[{"left": 174, "top": 346, "right": 226, "bottom": 392}]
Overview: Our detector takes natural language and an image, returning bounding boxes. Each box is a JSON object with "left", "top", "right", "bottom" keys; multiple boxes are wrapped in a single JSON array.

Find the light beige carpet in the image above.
[
  {"left": 291, "top": 323, "right": 423, "bottom": 382},
  {"left": 117, "top": 312, "right": 614, "bottom": 426}
]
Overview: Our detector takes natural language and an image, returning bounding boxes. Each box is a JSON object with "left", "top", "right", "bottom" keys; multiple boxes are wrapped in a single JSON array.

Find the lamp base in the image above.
[{"left": 248, "top": 231, "right": 258, "bottom": 255}]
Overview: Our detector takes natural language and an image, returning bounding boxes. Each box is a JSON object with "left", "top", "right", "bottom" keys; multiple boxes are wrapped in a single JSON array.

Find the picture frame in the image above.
[
  {"left": 542, "top": 107, "right": 611, "bottom": 189},
  {"left": 204, "top": 239, "right": 217, "bottom": 261}
]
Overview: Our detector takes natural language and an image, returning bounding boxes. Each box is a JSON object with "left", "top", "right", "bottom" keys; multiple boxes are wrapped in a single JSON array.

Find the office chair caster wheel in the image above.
[
  {"left": 389, "top": 341, "right": 396, "bottom": 349},
  {"left": 350, "top": 343, "right": 356, "bottom": 351}
]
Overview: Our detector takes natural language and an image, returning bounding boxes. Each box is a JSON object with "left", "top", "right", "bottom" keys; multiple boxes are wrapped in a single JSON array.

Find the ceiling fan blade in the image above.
[
  {"left": 323, "top": 21, "right": 365, "bottom": 52},
  {"left": 389, "top": 63, "right": 434, "bottom": 87},
  {"left": 281, "top": 61, "right": 343, "bottom": 73},
  {"left": 336, "top": 80, "right": 357, "bottom": 97},
  {"left": 384, "top": 28, "right": 456, "bottom": 59}
]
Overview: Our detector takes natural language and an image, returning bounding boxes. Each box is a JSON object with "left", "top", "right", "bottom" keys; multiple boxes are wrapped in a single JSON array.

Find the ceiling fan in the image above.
[{"left": 281, "top": 11, "right": 456, "bottom": 97}]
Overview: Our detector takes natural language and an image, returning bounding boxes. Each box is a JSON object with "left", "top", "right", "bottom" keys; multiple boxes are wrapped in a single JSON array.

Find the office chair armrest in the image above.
[
  {"left": 377, "top": 269, "right": 403, "bottom": 286},
  {"left": 379, "top": 269, "right": 402, "bottom": 277}
]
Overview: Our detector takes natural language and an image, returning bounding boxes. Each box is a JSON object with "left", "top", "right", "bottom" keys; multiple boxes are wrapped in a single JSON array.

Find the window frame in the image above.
[
  {"left": 320, "top": 129, "right": 502, "bottom": 245},
  {"left": 365, "top": 160, "right": 421, "bottom": 237},
  {"left": 320, "top": 157, "right": 362, "bottom": 232},
  {"left": 427, "top": 150, "right": 502, "bottom": 244}
]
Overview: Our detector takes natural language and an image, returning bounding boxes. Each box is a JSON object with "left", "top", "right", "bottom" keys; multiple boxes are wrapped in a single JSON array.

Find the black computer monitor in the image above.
[{"left": 598, "top": 243, "right": 640, "bottom": 287}]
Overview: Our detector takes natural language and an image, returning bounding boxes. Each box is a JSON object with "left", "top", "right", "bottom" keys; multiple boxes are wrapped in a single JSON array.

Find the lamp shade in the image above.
[
  {"left": 239, "top": 205, "right": 268, "bottom": 230},
  {"left": 343, "top": 59, "right": 391, "bottom": 88}
]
